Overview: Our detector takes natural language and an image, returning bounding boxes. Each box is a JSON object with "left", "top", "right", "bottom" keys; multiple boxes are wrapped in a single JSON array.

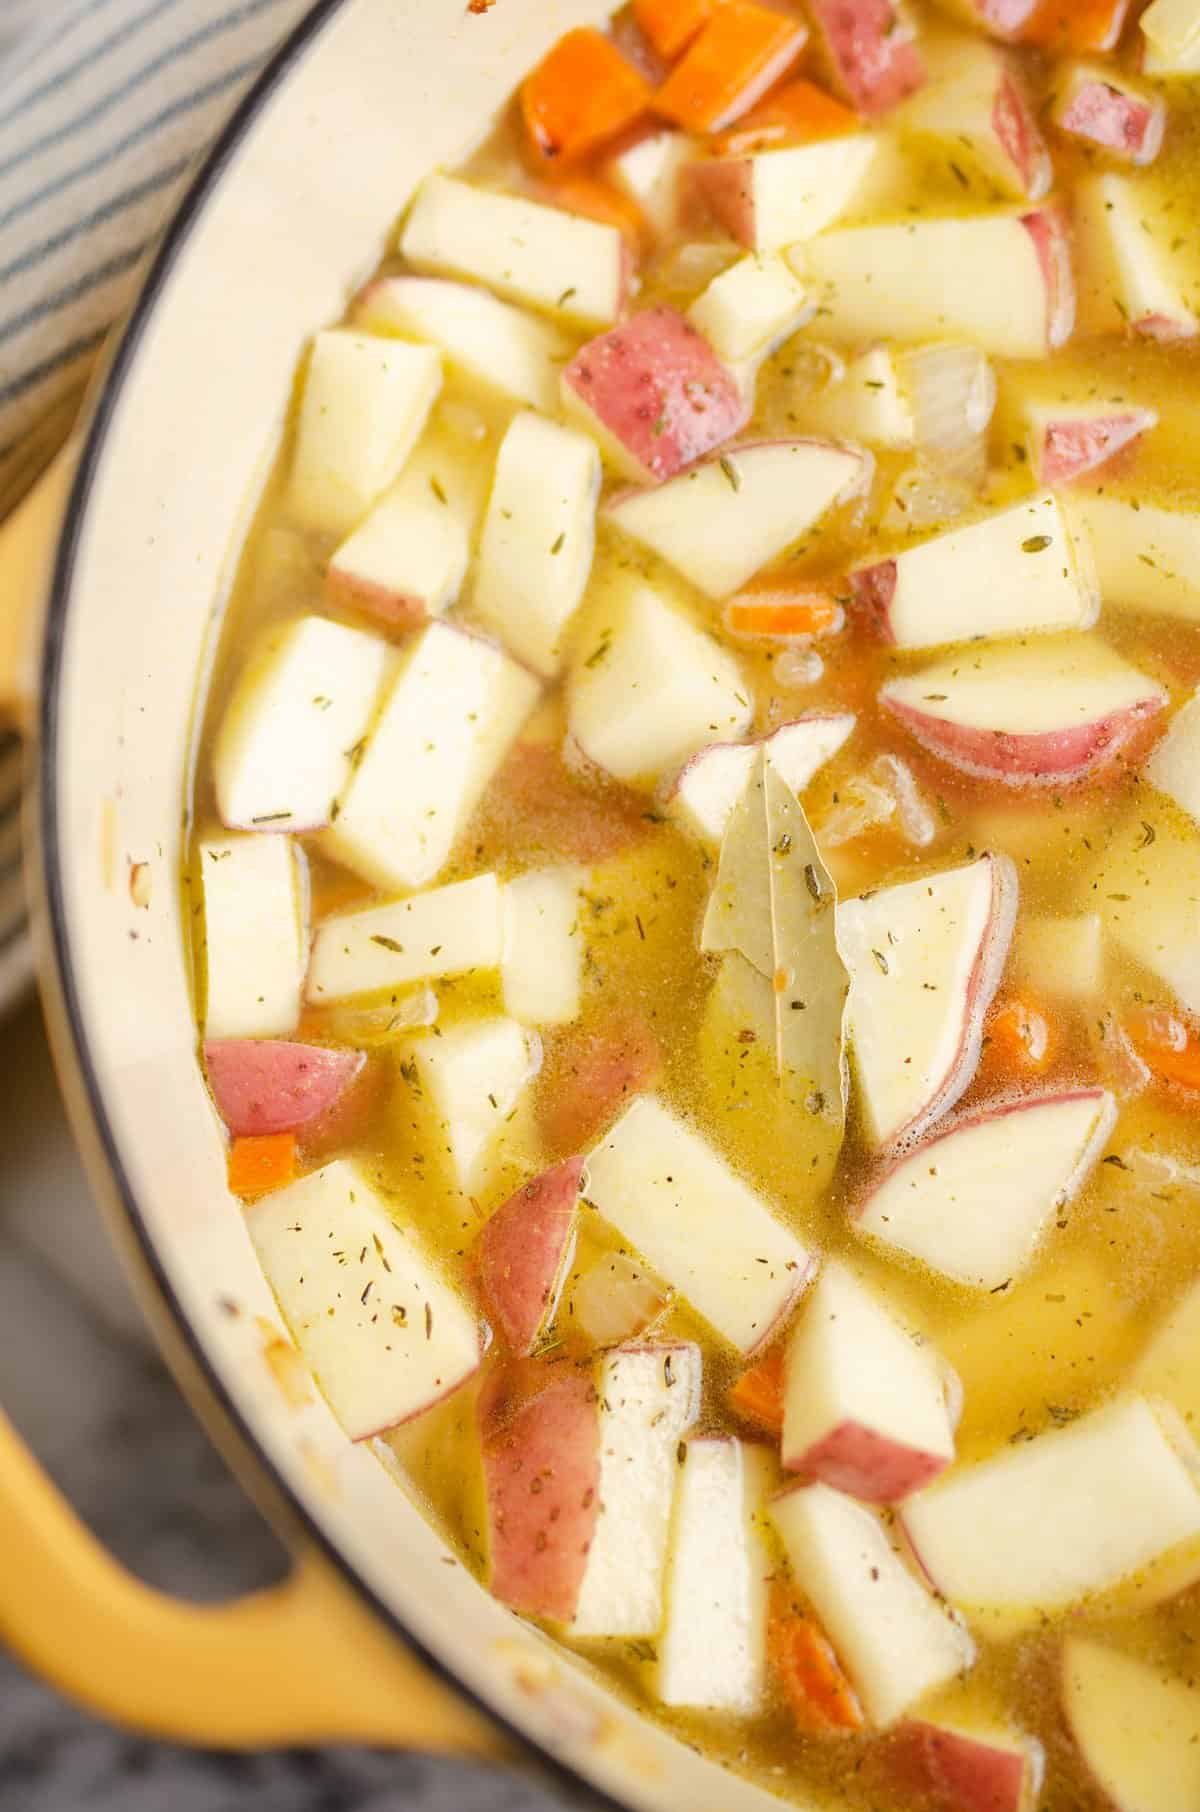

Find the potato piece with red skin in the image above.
[
  {"left": 204, "top": 1039, "right": 365, "bottom": 1138},
  {"left": 937, "top": 0, "right": 1039, "bottom": 38},
  {"left": 1054, "top": 65, "right": 1166, "bottom": 166},
  {"left": 885, "top": 1718, "right": 1043, "bottom": 1812},
  {"left": 477, "top": 741, "right": 653, "bottom": 866},
  {"left": 540, "top": 1010, "right": 663, "bottom": 1155},
  {"left": 477, "top": 1158, "right": 584, "bottom": 1355},
  {"left": 807, "top": 0, "right": 927, "bottom": 114},
  {"left": 482, "top": 1372, "right": 601, "bottom": 1621},
  {"left": 1031, "top": 406, "right": 1157, "bottom": 486},
  {"left": 561, "top": 306, "right": 748, "bottom": 484}
]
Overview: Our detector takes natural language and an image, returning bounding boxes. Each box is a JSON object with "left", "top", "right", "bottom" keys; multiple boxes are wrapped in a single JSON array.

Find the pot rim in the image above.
[{"left": 35, "top": 6, "right": 620, "bottom": 1803}]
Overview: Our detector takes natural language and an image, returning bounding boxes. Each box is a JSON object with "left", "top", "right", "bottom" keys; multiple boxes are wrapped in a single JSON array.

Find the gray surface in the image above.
[{"left": 0, "top": 998, "right": 570, "bottom": 1812}]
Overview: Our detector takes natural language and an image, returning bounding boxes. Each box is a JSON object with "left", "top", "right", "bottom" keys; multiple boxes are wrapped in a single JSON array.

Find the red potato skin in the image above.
[
  {"left": 482, "top": 1372, "right": 601, "bottom": 1621},
  {"left": 477, "top": 1157, "right": 584, "bottom": 1355},
  {"left": 993, "top": 74, "right": 1051, "bottom": 196},
  {"left": 204, "top": 1039, "right": 365, "bottom": 1138},
  {"left": 1058, "top": 81, "right": 1164, "bottom": 165},
  {"left": 690, "top": 157, "right": 760, "bottom": 249},
  {"left": 848, "top": 561, "right": 898, "bottom": 644},
  {"left": 1137, "top": 311, "right": 1197, "bottom": 344},
  {"left": 886, "top": 1720, "right": 1033, "bottom": 1812},
  {"left": 324, "top": 566, "right": 427, "bottom": 632},
  {"left": 1021, "top": 205, "right": 1075, "bottom": 349},
  {"left": 562, "top": 305, "right": 749, "bottom": 484},
  {"left": 806, "top": 0, "right": 926, "bottom": 115},
  {"left": 785, "top": 1421, "right": 950, "bottom": 1503},
  {"left": 540, "top": 1009, "right": 663, "bottom": 1155},
  {"left": 881, "top": 691, "right": 1166, "bottom": 787},
  {"left": 478, "top": 740, "right": 653, "bottom": 863},
  {"left": 1037, "top": 410, "right": 1155, "bottom": 485},
  {"left": 969, "top": 0, "right": 1039, "bottom": 36}
]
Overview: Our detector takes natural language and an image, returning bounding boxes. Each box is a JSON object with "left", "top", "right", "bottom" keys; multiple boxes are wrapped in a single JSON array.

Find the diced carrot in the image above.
[
  {"left": 768, "top": 1592, "right": 864, "bottom": 1734},
  {"left": 729, "top": 1344, "right": 786, "bottom": 1433},
  {"left": 654, "top": 1, "right": 807, "bottom": 134},
  {"left": 1125, "top": 1006, "right": 1200, "bottom": 1094},
  {"left": 982, "top": 995, "right": 1057, "bottom": 1080},
  {"left": 724, "top": 587, "right": 845, "bottom": 642},
  {"left": 711, "top": 77, "right": 859, "bottom": 155},
  {"left": 228, "top": 1132, "right": 297, "bottom": 1197},
  {"left": 632, "top": 0, "right": 713, "bottom": 60},
  {"left": 521, "top": 28, "right": 652, "bottom": 165},
  {"left": 540, "top": 173, "right": 646, "bottom": 246},
  {"left": 1022, "top": 0, "right": 1131, "bottom": 53}
]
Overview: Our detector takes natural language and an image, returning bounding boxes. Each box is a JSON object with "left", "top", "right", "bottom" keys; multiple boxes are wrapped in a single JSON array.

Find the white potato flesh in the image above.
[
  {"left": 247, "top": 1159, "right": 480, "bottom": 1440},
  {"left": 1085, "top": 810, "right": 1200, "bottom": 1018},
  {"left": 1142, "top": 29, "right": 1200, "bottom": 72},
  {"left": 1146, "top": 694, "right": 1200, "bottom": 826},
  {"left": 1135, "top": 1280, "right": 1200, "bottom": 1434},
  {"left": 328, "top": 457, "right": 471, "bottom": 622},
  {"left": 880, "top": 637, "right": 1166, "bottom": 741},
  {"left": 859, "top": 492, "right": 1095, "bottom": 649},
  {"left": 781, "top": 1262, "right": 955, "bottom": 1497},
  {"left": 1014, "top": 913, "right": 1104, "bottom": 1002},
  {"left": 323, "top": 622, "right": 540, "bottom": 891},
  {"left": 698, "top": 137, "right": 880, "bottom": 250},
  {"left": 213, "top": 616, "right": 390, "bottom": 833},
  {"left": 410, "top": 1016, "right": 538, "bottom": 1192},
  {"left": 856, "top": 1090, "right": 1118, "bottom": 1291},
  {"left": 201, "top": 833, "right": 308, "bottom": 1039},
  {"left": 669, "top": 715, "right": 855, "bottom": 845},
  {"left": 288, "top": 330, "right": 441, "bottom": 534},
  {"left": 567, "top": 583, "right": 751, "bottom": 785},
  {"left": 1074, "top": 173, "right": 1198, "bottom": 338},
  {"left": 354, "top": 275, "right": 573, "bottom": 413},
  {"left": 903, "top": 1396, "right": 1200, "bottom": 1616},
  {"left": 1064, "top": 494, "right": 1200, "bottom": 620},
  {"left": 306, "top": 874, "right": 504, "bottom": 1002},
  {"left": 400, "top": 173, "right": 624, "bottom": 327},
  {"left": 606, "top": 440, "right": 867, "bottom": 601},
  {"left": 1141, "top": 0, "right": 1200, "bottom": 61},
  {"left": 1063, "top": 1639, "right": 1200, "bottom": 1812},
  {"left": 583, "top": 1096, "right": 813, "bottom": 1354},
  {"left": 472, "top": 413, "right": 600, "bottom": 679},
  {"left": 572, "top": 1344, "right": 702, "bottom": 1640},
  {"left": 799, "top": 212, "right": 1061, "bottom": 359},
  {"left": 839, "top": 854, "right": 1017, "bottom": 1149},
  {"left": 686, "top": 254, "right": 813, "bottom": 366},
  {"left": 799, "top": 345, "right": 915, "bottom": 449},
  {"left": 658, "top": 1440, "right": 772, "bottom": 1714},
  {"left": 606, "top": 129, "right": 695, "bottom": 238},
  {"left": 896, "top": 35, "right": 1050, "bottom": 200},
  {"left": 501, "top": 867, "right": 583, "bottom": 1026},
  {"left": 771, "top": 1481, "right": 975, "bottom": 1727}
]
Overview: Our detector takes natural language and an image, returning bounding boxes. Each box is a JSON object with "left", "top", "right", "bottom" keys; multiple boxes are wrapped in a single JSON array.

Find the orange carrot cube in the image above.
[
  {"left": 632, "top": 0, "right": 714, "bottom": 60},
  {"left": 654, "top": 1, "right": 808, "bottom": 133},
  {"left": 712, "top": 76, "right": 859, "bottom": 155},
  {"left": 228, "top": 1132, "right": 297, "bottom": 1198},
  {"left": 521, "top": 28, "right": 652, "bottom": 165}
]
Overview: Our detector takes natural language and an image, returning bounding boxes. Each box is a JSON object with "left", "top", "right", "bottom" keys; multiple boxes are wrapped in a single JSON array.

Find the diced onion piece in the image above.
[
  {"left": 880, "top": 465, "right": 978, "bottom": 537},
  {"left": 315, "top": 985, "right": 439, "bottom": 1044},
  {"left": 653, "top": 240, "right": 741, "bottom": 295},
  {"left": 1125, "top": 1145, "right": 1200, "bottom": 1191},
  {"left": 868, "top": 753, "right": 937, "bottom": 849},
  {"left": 571, "top": 1250, "right": 670, "bottom": 1346},
  {"left": 817, "top": 775, "right": 895, "bottom": 847},
  {"left": 1090, "top": 1011, "right": 1151, "bottom": 1104},
  {"left": 894, "top": 342, "right": 996, "bottom": 482},
  {"left": 774, "top": 648, "right": 825, "bottom": 688}
]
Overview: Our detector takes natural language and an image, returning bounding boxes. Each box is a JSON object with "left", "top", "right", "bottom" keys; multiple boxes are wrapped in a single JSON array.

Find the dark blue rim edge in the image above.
[{"left": 35, "top": 5, "right": 621, "bottom": 1801}]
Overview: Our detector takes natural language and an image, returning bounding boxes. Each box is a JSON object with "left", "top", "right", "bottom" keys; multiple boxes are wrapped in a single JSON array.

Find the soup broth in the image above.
[{"left": 189, "top": 2, "right": 1200, "bottom": 1805}]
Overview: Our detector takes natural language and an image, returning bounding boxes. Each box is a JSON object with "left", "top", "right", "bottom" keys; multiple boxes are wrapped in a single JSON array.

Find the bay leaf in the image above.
[{"left": 701, "top": 748, "right": 848, "bottom": 1135}]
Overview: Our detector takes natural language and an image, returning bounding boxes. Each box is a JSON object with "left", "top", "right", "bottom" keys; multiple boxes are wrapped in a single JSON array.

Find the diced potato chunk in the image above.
[
  {"left": 1014, "top": 913, "right": 1104, "bottom": 1001},
  {"left": 354, "top": 275, "right": 573, "bottom": 413},
  {"left": 247, "top": 1158, "right": 480, "bottom": 1439},
  {"left": 686, "top": 254, "right": 813, "bottom": 366},
  {"left": 288, "top": 330, "right": 441, "bottom": 534},
  {"left": 567, "top": 584, "right": 751, "bottom": 785},
  {"left": 201, "top": 833, "right": 307, "bottom": 1039},
  {"left": 472, "top": 413, "right": 600, "bottom": 679},
  {"left": 409, "top": 1016, "right": 539, "bottom": 1192},
  {"left": 307, "top": 874, "right": 505, "bottom": 1001},
  {"left": 213, "top": 616, "right": 389, "bottom": 832},
  {"left": 502, "top": 868, "right": 583, "bottom": 1025},
  {"left": 400, "top": 173, "right": 625, "bottom": 327},
  {"left": 322, "top": 622, "right": 540, "bottom": 892}
]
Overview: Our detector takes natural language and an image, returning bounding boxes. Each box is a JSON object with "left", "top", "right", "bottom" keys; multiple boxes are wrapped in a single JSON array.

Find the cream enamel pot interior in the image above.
[{"left": 0, "top": 4, "right": 799, "bottom": 1807}]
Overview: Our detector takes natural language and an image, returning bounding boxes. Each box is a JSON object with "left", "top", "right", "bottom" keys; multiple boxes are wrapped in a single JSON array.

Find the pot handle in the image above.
[{"left": 0, "top": 1401, "right": 509, "bottom": 1753}]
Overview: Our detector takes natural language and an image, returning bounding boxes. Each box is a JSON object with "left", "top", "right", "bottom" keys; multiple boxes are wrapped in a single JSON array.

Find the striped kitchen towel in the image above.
[{"left": 0, "top": 0, "right": 319, "bottom": 517}]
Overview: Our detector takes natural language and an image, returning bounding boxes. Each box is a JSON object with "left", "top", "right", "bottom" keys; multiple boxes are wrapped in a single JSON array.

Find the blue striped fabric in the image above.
[{"left": 0, "top": 0, "right": 317, "bottom": 508}]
